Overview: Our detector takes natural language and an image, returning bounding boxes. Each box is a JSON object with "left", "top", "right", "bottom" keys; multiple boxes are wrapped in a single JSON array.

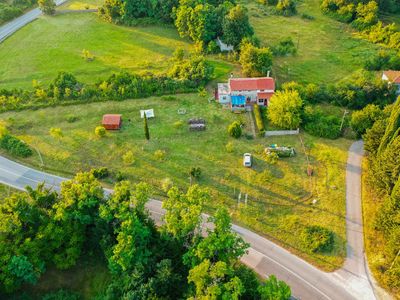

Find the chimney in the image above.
[
  {"left": 230, "top": 72, "right": 234, "bottom": 78},
  {"left": 267, "top": 70, "right": 270, "bottom": 77}
]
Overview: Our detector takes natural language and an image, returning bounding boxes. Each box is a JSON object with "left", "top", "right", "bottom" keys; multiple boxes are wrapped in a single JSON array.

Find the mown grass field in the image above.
[
  {"left": 243, "top": 0, "right": 381, "bottom": 85},
  {"left": 0, "top": 95, "right": 352, "bottom": 270},
  {"left": 0, "top": 12, "right": 194, "bottom": 89}
]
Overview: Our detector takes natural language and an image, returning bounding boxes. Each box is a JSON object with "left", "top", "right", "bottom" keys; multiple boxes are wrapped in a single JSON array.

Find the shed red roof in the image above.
[
  {"left": 102, "top": 114, "right": 122, "bottom": 125},
  {"left": 229, "top": 77, "right": 275, "bottom": 91},
  {"left": 383, "top": 70, "right": 400, "bottom": 84}
]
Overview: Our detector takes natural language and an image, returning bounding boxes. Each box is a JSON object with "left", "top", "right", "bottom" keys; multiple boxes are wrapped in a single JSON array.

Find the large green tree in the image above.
[
  {"left": 239, "top": 42, "right": 273, "bottom": 77},
  {"left": 222, "top": 5, "right": 254, "bottom": 48}
]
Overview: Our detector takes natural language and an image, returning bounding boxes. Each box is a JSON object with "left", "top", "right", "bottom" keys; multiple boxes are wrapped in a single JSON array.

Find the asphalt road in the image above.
[
  {"left": 0, "top": 0, "right": 68, "bottom": 43},
  {"left": 0, "top": 142, "right": 376, "bottom": 300}
]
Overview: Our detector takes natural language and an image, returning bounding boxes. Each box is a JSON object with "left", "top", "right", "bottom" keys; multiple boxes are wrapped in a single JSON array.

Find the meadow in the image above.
[
  {"left": 244, "top": 0, "right": 381, "bottom": 85},
  {"left": 0, "top": 94, "right": 352, "bottom": 270},
  {"left": 0, "top": 12, "right": 194, "bottom": 89}
]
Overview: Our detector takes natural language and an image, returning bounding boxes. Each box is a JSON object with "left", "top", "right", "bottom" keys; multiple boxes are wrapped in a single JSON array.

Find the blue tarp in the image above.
[{"left": 231, "top": 95, "right": 246, "bottom": 105}]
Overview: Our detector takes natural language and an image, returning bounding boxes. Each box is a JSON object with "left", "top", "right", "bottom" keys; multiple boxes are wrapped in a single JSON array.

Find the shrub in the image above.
[
  {"left": 276, "top": 0, "right": 297, "bottom": 16},
  {"left": 82, "top": 49, "right": 95, "bottom": 61},
  {"left": 42, "top": 289, "right": 80, "bottom": 300},
  {"left": 95, "top": 126, "right": 106, "bottom": 137},
  {"left": 122, "top": 151, "right": 135, "bottom": 165},
  {"left": 303, "top": 106, "right": 342, "bottom": 139},
  {"left": 189, "top": 167, "right": 202, "bottom": 179},
  {"left": 301, "top": 13, "right": 315, "bottom": 20},
  {"left": 253, "top": 104, "right": 265, "bottom": 133},
  {"left": 225, "top": 141, "right": 234, "bottom": 153},
  {"left": 115, "top": 171, "right": 126, "bottom": 182},
  {"left": 91, "top": 167, "right": 109, "bottom": 179},
  {"left": 228, "top": 121, "right": 242, "bottom": 138},
  {"left": 161, "top": 178, "right": 173, "bottom": 192},
  {"left": 0, "top": 134, "right": 33, "bottom": 157},
  {"left": 301, "top": 225, "right": 334, "bottom": 253},
  {"left": 264, "top": 152, "right": 279, "bottom": 164},
  {"left": 173, "top": 121, "right": 184, "bottom": 129},
  {"left": 66, "top": 115, "right": 79, "bottom": 123},
  {"left": 271, "top": 37, "right": 297, "bottom": 56},
  {"left": 350, "top": 104, "right": 383, "bottom": 138},
  {"left": 154, "top": 149, "right": 166, "bottom": 161},
  {"left": 49, "top": 127, "right": 63, "bottom": 138}
]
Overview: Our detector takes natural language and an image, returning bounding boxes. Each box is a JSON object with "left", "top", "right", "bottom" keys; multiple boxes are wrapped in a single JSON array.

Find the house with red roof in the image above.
[
  {"left": 217, "top": 77, "right": 275, "bottom": 111},
  {"left": 382, "top": 70, "right": 400, "bottom": 95}
]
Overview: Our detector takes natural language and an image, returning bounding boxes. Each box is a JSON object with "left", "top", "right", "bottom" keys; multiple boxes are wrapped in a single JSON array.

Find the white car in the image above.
[{"left": 243, "top": 153, "right": 252, "bottom": 168}]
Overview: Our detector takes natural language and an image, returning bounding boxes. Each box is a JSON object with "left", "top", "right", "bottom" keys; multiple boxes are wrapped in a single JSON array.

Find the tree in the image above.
[
  {"left": 38, "top": 0, "right": 56, "bottom": 15},
  {"left": 228, "top": 121, "right": 242, "bottom": 138},
  {"left": 268, "top": 90, "right": 303, "bottom": 129},
  {"left": 144, "top": 113, "right": 150, "bottom": 140},
  {"left": 276, "top": 0, "right": 297, "bottom": 16},
  {"left": 222, "top": 5, "right": 254, "bottom": 48},
  {"left": 162, "top": 185, "right": 209, "bottom": 244},
  {"left": 350, "top": 104, "right": 383, "bottom": 138},
  {"left": 7, "top": 256, "right": 40, "bottom": 286},
  {"left": 187, "top": 259, "right": 244, "bottom": 300},
  {"left": 239, "top": 42, "right": 273, "bottom": 77},
  {"left": 258, "top": 275, "right": 291, "bottom": 300},
  {"left": 184, "top": 208, "right": 249, "bottom": 267}
]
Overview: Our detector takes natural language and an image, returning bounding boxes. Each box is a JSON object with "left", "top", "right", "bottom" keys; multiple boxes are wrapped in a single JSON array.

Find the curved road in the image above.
[
  {"left": 0, "top": 0, "right": 68, "bottom": 43},
  {"left": 0, "top": 141, "right": 376, "bottom": 299}
]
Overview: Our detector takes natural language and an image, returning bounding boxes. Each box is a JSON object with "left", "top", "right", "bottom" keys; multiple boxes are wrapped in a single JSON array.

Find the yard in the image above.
[
  {"left": 244, "top": 0, "right": 381, "bottom": 85},
  {"left": 0, "top": 94, "right": 352, "bottom": 270}
]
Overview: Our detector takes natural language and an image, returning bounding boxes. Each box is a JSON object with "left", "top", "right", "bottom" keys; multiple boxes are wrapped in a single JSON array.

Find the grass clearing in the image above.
[
  {"left": 19, "top": 257, "right": 110, "bottom": 299},
  {"left": 0, "top": 13, "right": 194, "bottom": 89},
  {"left": 244, "top": 0, "right": 381, "bottom": 84},
  {"left": 0, "top": 95, "right": 352, "bottom": 270}
]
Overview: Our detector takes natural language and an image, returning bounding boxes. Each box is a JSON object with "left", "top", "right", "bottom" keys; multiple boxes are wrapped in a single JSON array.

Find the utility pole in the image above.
[{"left": 340, "top": 109, "right": 349, "bottom": 132}]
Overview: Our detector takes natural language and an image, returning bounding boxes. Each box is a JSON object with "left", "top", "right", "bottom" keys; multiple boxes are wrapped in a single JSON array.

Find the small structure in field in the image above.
[
  {"left": 382, "top": 70, "right": 400, "bottom": 95},
  {"left": 188, "top": 118, "right": 206, "bottom": 131},
  {"left": 140, "top": 109, "right": 155, "bottom": 119},
  {"left": 102, "top": 114, "right": 122, "bottom": 130},
  {"left": 265, "top": 144, "right": 295, "bottom": 157}
]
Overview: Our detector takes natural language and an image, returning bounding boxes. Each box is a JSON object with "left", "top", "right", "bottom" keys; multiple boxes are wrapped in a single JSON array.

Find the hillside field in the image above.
[{"left": 0, "top": 95, "right": 352, "bottom": 270}]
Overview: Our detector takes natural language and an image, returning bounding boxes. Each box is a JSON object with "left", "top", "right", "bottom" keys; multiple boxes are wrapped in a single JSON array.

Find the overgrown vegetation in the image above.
[
  {"left": 362, "top": 96, "right": 400, "bottom": 295},
  {"left": 0, "top": 175, "right": 291, "bottom": 299},
  {"left": 0, "top": 0, "right": 36, "bottom": 25}
]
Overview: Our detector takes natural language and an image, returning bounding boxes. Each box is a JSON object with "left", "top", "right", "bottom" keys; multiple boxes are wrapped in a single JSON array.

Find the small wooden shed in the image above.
[{"left": 102, "top": 114, "right": 122, "bottom": 130}]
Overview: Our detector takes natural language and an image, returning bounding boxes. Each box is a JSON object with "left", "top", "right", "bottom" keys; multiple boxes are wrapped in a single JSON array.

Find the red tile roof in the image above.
[
  {"left": 229, "top": 77, "right": 275, "bottom": 91},
  {"left": 257, "top": 92, "right": 274, "bottom": 99},
  {"left": 383, "top": 70, "right": 400, "bottom": 84},
  {"left": 102, "top": 114, "right": 122, "bottom": 126}
]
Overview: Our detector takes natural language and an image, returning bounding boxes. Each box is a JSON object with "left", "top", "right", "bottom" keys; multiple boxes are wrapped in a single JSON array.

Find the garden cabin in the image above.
[
  {"left": 382, "top": 70, "right": 400, "bottom": 95},
  {"left": 102, "top": 114, "right": 122, "bottom": 130},
  {"left": 217, "top": 77, "right": 275, "bottom": 112}
]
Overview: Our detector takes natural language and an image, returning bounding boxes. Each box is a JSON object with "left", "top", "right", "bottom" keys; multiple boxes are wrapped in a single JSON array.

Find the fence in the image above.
[{"left": 264, "top": 128, "right": 300, "bottom": 137}]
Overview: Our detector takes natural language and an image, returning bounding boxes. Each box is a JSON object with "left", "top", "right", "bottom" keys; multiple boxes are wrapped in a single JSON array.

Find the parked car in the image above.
[{"left": 243, "top": 153, "right": 252, "bottom": 167}]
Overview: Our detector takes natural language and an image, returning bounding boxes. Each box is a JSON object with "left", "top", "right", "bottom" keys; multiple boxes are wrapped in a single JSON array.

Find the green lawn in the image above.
[
  {"left": 0, "top": 13, "right": 194, "bottom": 89},
  {"left": 59, "top": 0, "right": 104, "bottom": 10},
  {"left": 244, "top": 0, "right": 381, "bottom": 84},
  {"left": 0, "top": 95, "right": 352, "bottom": 270}
]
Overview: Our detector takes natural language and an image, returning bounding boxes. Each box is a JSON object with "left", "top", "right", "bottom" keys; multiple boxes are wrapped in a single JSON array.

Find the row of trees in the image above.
[
  {"left": 0, "top": 0, "right": 36, "bottom": 24},
  {"left": 0, "top": 174, "right": 291, "bottom": 299},
  {"left": 0, "top": 53, "right": 213, "bottom": 112},
  {"left": 362, "top": 96, "right": 400, "bottom": 293}
]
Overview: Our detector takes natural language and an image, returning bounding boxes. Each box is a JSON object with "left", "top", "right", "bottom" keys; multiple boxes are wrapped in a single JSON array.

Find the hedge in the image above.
[{"left": 253, "top": 104, "right": 265, "bottom": 134}]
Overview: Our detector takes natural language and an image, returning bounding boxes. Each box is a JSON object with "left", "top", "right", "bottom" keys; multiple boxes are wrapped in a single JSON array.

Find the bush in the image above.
[
  {"left": 49, "top": 127, "right": 63, "bottom": 138},
  {"left": 189, "top": 167, "right": 202, "bottom": 179},
  {"left": 122, "top": 151, "right": 135, "bottom": 165},
  {"left": 301, "top": 13, "right": 315, "bottom": 20},
  {"left": 95, "top": 126, "right": 106, "bottom": 137},
  {"left": 302, "top": 225, "right": 334, "bottom": 253},
  {"left": 303, "top": 106, "right": 342, "bottom": 139},
  {"left": 276, "top": 0, "right": 297, "bottom": 16},
  {"left": 228, "top": 121, "right": 242, "bottom": 138},
  {"left": 253, "top": 104, "right": 265, "bottom": 133},
  {"left": 0, "top": 134, "right": 33, "bottom": 157},
  {"left": 154, "top": 149, "right": 166, "bottom": 161},
  {"left": 225, "top": 142, "right": 234, "bottom": 153},
  {"left": 173, "top": 121, "right": 184, "bottom": 129},
  {"left": 42, "top": 289, "right": 80, "bottom": 300},
  {"left": 350, "top": 104, "right": 383, "bottom": 138},
  {"left": 271, "top": 37, "right": 297, "bottom": 56},
  {"left": 91, "top": 167, "right": 109, "bottom": 179},
  {"left": 66, "top": 115, "right": 79, "bottom": 123},
  {"left": 264, "top": 152, "right": 279, "bottom": 164}
]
